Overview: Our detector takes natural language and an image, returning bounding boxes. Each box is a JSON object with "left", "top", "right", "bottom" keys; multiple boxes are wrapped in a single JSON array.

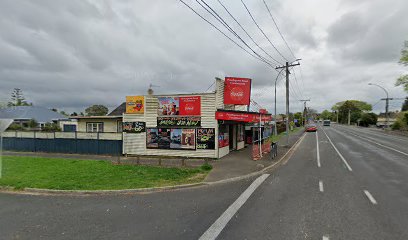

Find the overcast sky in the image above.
[{"left": 0, "top": 0, "right": 407, "bottom": 114}]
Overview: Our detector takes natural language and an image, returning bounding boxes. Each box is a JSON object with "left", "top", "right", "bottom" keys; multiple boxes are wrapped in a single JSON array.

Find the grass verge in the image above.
[
  {"left": 269, "top": 127, "right": 303, "bottom": 142},
  {"left": 0, "top": 156, "right": 211, "bottom": 190}
]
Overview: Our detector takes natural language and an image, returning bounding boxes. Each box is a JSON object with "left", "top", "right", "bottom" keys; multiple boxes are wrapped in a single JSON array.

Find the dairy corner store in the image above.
[{"left": 122, "top": 77, "right": 272, "bottom": 159}]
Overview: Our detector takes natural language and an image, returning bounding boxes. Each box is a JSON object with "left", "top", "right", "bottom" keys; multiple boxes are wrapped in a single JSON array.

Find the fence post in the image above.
[{"left": 53, "top": 131, "right": 56, "bottom": 153}]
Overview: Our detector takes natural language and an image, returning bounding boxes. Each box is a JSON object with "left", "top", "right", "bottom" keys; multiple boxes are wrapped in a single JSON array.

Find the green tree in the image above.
[
  {"left": 396, "top": 41, "right": 408, "bottom": 93},
  {"left": 320, "top": 110, "right": 332, "bottom": 120},
  {"left": 359, "top": 113, "right": 377, "bottom": 127},
  {"left": 332, "top": 100, "right": 372, "bottom": 112},
  {"left": 7, "top": 88, "right": 32, "bottom": 107},
  {"left": 85, "top": 105, "right": 109, "bottom": 116},
  {"left": 27, "top": 119, "right": 38, "bottom": 128}
]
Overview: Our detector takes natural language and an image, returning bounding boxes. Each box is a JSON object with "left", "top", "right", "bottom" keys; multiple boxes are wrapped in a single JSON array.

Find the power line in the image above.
[
  {"left": 195, "top": 0, "right": 276, "bottom": 67},
  {"left": 240, "top": 0, "right": 289, "bottom": 62},
  {"left": 262, "top": 0, "right": 296, "bottom": 60},
  {"left": 179, "top": 0, "right": 275, "bottom": 69},
  {"left": 216, "top": 0, "right": 282, "bottom": 65}
]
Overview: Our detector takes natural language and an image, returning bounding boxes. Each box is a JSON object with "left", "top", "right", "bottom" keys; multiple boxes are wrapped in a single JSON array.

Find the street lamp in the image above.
[{"left": 368, "top": 83, "right": 389, "bottom": 128}]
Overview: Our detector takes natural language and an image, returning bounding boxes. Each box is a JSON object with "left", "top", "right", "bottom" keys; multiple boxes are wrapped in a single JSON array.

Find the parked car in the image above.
[{"left": 305, "top": 123, "right": 317, "bottom": 132}]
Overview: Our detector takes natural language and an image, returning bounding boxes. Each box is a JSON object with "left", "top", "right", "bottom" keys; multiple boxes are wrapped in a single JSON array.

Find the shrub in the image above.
[
  {"left": 7, "top": 123, "right": 23, "bottom": 131},
  {"left": 391, "top": 121, "right": 402, "bottom": 130},
  {"left": 200, "top": 163, "right": 213, "bottom": 171}
]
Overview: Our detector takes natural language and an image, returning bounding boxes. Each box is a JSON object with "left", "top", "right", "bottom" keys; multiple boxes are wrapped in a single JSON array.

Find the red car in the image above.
[{"left": 305, "top": 124, "right": 317, "bottom": 132}]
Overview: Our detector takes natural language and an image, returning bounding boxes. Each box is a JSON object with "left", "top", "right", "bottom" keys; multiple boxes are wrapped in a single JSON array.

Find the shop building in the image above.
[{"left": 122, "top": 77, "right": 271, "bottom": 159}]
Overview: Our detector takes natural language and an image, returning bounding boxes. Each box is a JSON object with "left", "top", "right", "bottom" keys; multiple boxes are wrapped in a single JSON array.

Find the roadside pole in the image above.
[
  {"left": 348, "top": 110, "right": 351, "bottom": 125},
  {"left": 276, "top": 61, "right": 301, "bottom": 146}
]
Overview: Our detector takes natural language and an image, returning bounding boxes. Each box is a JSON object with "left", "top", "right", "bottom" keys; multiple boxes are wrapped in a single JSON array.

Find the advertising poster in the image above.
[
  {"left": 122, "top": 122, "right": 146, "bottom": 133},
  {"left": 224, "top": 77, "right": 252, "bottom": 105},
  {"left": 146, "top": 128, "right": 159, "bottom": 148},
  {"left": 179, "top": 96, "right": 201, "bottom": 115},
  {"left": 196, "top": 128, "right": 215, "bottom": 149},
  {"left": 126, "top": 96, "right": 144, "bottom": 114},
  {"left": 158, "top": 128, "right": 171, "bottom": 149},
  {"left": 170, "top": 128, "right": 182, "bottom": 149},
  {"left": 181, "top": 129, "right": 196, "bottom": 150},
  {"left": 157, "top": 116, "right": 201, "bottom": 127},
  {"left": 158, "top": 97, "right": 180, "bottom": 116}
]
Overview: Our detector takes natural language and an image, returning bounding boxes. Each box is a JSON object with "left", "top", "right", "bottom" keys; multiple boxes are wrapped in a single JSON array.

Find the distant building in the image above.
[
  {"left": 70, "top": 104, "right": 124, "bottom": 133},
  {"left": 0, "top": 106, "right": 70, "bottom": 129}
]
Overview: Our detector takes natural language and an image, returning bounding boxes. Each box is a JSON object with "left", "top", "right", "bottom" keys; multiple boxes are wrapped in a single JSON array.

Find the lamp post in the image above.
[{"left": 368, "top": 83, "right": 389, "bottom": 128}]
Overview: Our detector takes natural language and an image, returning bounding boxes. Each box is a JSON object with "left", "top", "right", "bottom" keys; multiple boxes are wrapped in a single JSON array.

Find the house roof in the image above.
[
  {"left": 108, "top": 102, "right": 126, "bottom": 116},
  {"left": 70, "top": 116, "right": 122, "bottom": 119},
  {"left": 0, "top": 106, "right": 69, "bottom": 123}
]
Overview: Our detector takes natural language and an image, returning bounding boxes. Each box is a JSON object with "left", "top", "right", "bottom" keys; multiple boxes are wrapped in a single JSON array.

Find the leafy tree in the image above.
[
  {"left": 27, "top": 119, "right": 38, "bottom": 128},
  {"left": 359, "top": 113, "right": 377, "bottom": 127},
  {"left": 51, "top": 108, "right": 58, "bottom": 112},
  {"left": 60, "top": 111, "right": 68, "bottom": 116},
  {"left": 7, "top": 88, "right": 32, "bottom": 106},
  {"left": 293, "top": 112, "right": 302, "bottom": 120},
  {"left": 396, "top": 41, "right": 408, "bottom": 93},
  {"left": 85, "top": 105, "right": 108, "bottom": 116},
  {"left": 332, "top": 100, "right": 372, "bottom": 112},
  {"left": 320, "top": 110, "right": 332, "bottom": 120},
  {"left": 70, "top": 112, "right": 78, "bottom": 116}
]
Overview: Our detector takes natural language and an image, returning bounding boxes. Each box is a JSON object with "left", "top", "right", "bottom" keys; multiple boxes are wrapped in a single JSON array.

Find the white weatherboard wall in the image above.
[{"left": 123, "top": 93, "right": 219, "bottom": 158}]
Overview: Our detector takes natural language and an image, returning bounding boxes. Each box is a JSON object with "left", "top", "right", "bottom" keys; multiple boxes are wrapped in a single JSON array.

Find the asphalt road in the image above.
[{"left": 1, "top": 124, "right": 407, "bottom": 240}]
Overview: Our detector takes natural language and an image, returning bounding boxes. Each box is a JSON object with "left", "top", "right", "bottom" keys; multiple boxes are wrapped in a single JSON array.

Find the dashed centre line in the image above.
[
  {"left": 319, "top": 180, "right": 324, "bottom": 192},
  {"left": 363, "top": 190, "right": 378, "bottom": 205}
]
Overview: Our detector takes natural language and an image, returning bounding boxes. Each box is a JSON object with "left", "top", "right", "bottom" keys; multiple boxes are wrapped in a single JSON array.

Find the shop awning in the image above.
[{"left": 215, "top": 110, "right": 272, "bottom": 123}]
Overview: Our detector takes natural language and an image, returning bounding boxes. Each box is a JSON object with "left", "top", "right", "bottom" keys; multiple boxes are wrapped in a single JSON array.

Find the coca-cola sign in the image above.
[{"left": 224, "top": 77, "right": 251, "bottom": 105}]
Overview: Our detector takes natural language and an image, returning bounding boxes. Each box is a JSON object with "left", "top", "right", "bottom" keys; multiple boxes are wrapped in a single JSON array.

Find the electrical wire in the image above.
[
  {"left": 262, "top": 0, "right": 296, "bottom": 60},
  {"left": 179, "top": 0, "right": 275, "bottom": 69},
  {"left": 240, "top": 0, "right": 289, "bottom": 62},
  {"left": 216, "top": 0, "right": 283, "bottom": 65}
]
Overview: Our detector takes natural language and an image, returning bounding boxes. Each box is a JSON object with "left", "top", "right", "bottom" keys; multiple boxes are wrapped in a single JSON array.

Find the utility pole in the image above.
[
  {"left": 348, "top": 109, "right": 351, "bottom": 125},
  {"left": 299, "top": 99, "right": 310, "bottom": 126},
  {"left": 276, "top": 61, "right": 301, "bottom": 146}
]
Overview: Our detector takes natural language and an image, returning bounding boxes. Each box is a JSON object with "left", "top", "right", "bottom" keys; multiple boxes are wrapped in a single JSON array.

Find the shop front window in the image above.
[{"left": 218, "top": 124, "right": 229, "bottom": 148}]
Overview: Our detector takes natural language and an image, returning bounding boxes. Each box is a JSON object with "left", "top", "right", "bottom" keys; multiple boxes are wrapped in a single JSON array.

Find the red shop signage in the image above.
[
  {"left": 179, "top": 96, "right": 201, "bottom": 115},
  {"left": 224, "top": 77, "right": 251, "bottom": 105},
  {"left": 215, "top": 111, "right": 272, "bottom": 122}
]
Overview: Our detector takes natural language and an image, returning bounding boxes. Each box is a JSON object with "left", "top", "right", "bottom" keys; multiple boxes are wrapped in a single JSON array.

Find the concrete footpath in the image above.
[{"left": 204, "top": 130, "right": 305, "bottom": 182}]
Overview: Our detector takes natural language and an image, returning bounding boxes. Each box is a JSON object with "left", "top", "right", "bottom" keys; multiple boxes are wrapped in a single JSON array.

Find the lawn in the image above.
[{"left": 0, "top": 156, "right": 211, "bottom": 190}]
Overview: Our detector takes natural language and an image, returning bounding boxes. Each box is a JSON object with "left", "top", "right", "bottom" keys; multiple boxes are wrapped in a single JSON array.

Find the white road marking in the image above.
[
  {"left": 321, "top": 128, "right": 353, "bottom": 172},
  {"left": 319, "top": 180, "right": 324, "bottom": 192},
  {"left": 199, "top": 174, "right": 270, "bottom": 240},
  {"left": 323, "top": 236, "right": 330, "bottom": 240},
  {"left": 316, "top": 131, "right": 321, "bottom": 168},
  {"left": 363, "top": 190, "right": 378, "bottom": 205},
  {"left": 337, "top": 128, "right": 408, "bottom": 157}
]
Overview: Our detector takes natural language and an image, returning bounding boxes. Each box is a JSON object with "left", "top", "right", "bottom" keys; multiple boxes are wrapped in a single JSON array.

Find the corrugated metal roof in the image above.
[{"left": 0, "top": 106, "right": 68, "bottom": 123}]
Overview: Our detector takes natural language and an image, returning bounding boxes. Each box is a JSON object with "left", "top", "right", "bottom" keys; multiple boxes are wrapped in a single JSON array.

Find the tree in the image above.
[
  {"left": 60, "top": 111, "right": 68, "bottom": 116},
  {"left": 396, "top": 41, "right": 408, "bottom": 93},
  {"left": 320, "top": 110, "right": 332, "bottom": 120},
  {"left": 332, "top": 100, "right": 372, "bottom": 112},
  {"left": 27, "top": 119, "right": 38, "bottom": 128},
  {"left": 7, "top": 88, "right": 32, "bottom": 106},
  {"left": 402, "top": 97, "right": 408, "bottom": 111},
  {"left": 359, "top": 113, "right": 377, "bottom": 127},
  {"left": 85, "top": 105, "right": 108, "bottom": 116},
  {"left": 70, "top": 112, "right": 78, "bottom": 116}
]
